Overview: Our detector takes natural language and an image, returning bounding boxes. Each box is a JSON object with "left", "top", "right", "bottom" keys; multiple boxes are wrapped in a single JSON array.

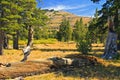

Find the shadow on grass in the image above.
[
  {"left": 32, "top": 48, "right": 104, "bottom": 53},
  {"left": 52, "top": 54, "right": 120, "bottom": 80},
  {"left": 33, "top": 48, "right": 77, "bottom": 52}
]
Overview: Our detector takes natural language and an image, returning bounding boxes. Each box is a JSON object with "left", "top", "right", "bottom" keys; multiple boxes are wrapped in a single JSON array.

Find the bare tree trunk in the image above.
[
  {"left": 102, "top": 32, "right": 117, "bottom": 59},
  {"left": 27, "top": 25, "right": 33, "bottom": 46},
  {"left": 3, "top": 33, "right": 9, "bottom": 49},
  {"left": 13, "top": 31, "right": 19, "bottom": 49},
  {"left": 0, "top": 6, "right": 4, "bottom": 55},
  {"left": 118, "top": 35, "right": 120, "bottom": 50},
  {"left": 0, "top": 30, "right": 4, "bottom": 55},
  {"left": 117, "top": 9, "right": 120, "bottom": 50},
  {"left": 20, "top": 25, "right": 33, "bottom": 62},
  {"left": 102, "top": 16, "right": 117, "bottom": 59}
]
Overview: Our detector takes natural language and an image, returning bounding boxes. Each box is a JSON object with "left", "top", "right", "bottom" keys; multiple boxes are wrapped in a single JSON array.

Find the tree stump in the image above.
[{"left": 102, "top": 32, "right": 117, "bottom": 59}]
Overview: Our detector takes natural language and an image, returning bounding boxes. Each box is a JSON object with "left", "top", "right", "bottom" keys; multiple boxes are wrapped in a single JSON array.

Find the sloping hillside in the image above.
[{"left": 45, "top": 10, "right": 92, "bottom": 30}]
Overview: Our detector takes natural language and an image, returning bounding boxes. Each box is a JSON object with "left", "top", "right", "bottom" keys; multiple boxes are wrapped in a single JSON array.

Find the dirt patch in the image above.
[
  {"left": 0, "top": 61, "right": 52, "bottom": 79},
  {"left": 0, "top": 55, "right": 105, "bottom": 79},
  {"left": 0, "top": 55, "right": 119, "bottom": 79}
]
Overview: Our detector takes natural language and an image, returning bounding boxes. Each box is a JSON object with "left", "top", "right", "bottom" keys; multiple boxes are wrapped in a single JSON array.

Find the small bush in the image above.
[
  {"left": 76, "top": 32, "right": 92, "bottom": 54},
  {"left": 77, "top": 39, "right": 91, "bottom": 54}
]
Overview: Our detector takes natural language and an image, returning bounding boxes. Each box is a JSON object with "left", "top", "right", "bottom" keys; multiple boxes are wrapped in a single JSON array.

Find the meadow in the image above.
[{"left": 0, "top": 39, "right": 120, "bottom": 80}]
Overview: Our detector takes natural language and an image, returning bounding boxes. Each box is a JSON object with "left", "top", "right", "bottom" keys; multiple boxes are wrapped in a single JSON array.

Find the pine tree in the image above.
[
  {"left": 88, "top": 8, "right": 106, "bottom": 43},
  {"left": 91, "top": 0, "right": 120, "bottom": 59},
  {"left": 0, "top": 0, "right": 10, "bottom": 55},
  {"left": 73, "top": 18, "right": 91, "bottom": 54},
  {"left": 0, "top": 0, "right": 23, "bottom": 54},
  {"left": 73, "top": 20, "right": 80, "bottom": 41},
  {"left": 10, "top": 0, "right": 23, "bottom": 49},
  {"left": 0, "top": 0, "right": 48, "bottom": 54},
  {"left": 20, "top": 0, "right": 37, "bottom": 46},
  {"left": 66, "top": 20, "right": 72, "bottom": 41},
  {"left": 57, "top": 18, "right": 72, "bottom": 42},
  {"left": 21, "top": 1, "right": 48, "bottom": 46},
  {"left": 33, "top": 8, "right": 49, "bottom": 39},
  {"left": 73, "top": 18, "right": 86, "bottom": 41}
]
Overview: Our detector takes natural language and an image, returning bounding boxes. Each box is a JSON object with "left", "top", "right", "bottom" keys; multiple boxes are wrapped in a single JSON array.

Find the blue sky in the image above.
[{"left": 37, "top": 0, "right": 106, "bottom": 17}]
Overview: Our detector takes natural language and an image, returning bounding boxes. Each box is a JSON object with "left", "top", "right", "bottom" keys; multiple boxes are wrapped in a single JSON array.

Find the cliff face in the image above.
[{"left": 45, "top": 10, "right": 92, "bottom": 30}]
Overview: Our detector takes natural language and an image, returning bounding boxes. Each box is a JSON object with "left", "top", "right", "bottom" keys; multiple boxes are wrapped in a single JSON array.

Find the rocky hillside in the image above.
[{"left": 45, "top": 10, "right": 92, "bottom": 31}]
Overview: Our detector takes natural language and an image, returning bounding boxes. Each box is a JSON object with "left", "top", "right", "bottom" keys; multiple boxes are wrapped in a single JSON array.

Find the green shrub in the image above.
[{"left": 76, "top": 32, "right": 92, "bottom": 54}]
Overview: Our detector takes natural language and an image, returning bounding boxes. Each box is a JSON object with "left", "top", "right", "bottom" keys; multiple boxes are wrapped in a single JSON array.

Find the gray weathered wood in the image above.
[
  {"left": 21, "top": 46, "right": 31, "bottom": 62},
  {"left": 102, "top": 32, "right": 117, "bottom": 59}
]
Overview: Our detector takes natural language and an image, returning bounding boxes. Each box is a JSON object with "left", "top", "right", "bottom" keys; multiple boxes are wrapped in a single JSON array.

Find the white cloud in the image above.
[{"left": 42, "top": 4, "right": 90, "bottom": 11}]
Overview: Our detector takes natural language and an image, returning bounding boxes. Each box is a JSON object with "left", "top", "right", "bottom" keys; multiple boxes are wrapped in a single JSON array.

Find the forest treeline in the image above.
[
  {"left": 0, "top": 0, "right": 120, "bottom": 55},
  {"left": 0, "top": 0, "right": 48, "bottom": 54}
]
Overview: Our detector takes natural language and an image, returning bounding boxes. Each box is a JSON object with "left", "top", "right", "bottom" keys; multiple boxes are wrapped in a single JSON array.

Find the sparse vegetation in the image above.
[
  {"left": 57, "top": 18, "right": 72, "bottom": 42},
  {"left": 8, "top": 39, "right": 57, "bottom": 46},
  {"left": 33, "top": 39, "right": 57, "bottom": 44},
  {"left": 0, "top": 0, "right": 120, "bottom": 80},
  {"left": 73, "top": 18, "right": 92, "bottom": 54},
  {"left": 0, "top": 42, "right": 119, "bottom": 80}
]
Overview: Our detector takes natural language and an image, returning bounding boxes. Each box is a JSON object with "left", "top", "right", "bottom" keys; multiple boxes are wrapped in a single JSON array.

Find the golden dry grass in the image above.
[
  {"left": 0, "top": 50, "right": 22, "bottom": 63},
  {"left": 25, "top": 72, "right": 96, "bottom": 80},
  {"left": 0, "top": 42, "right": 77, "bottom": 63},
  {"left": 0, "top": 42, "right": 120, "bottom": 80}
]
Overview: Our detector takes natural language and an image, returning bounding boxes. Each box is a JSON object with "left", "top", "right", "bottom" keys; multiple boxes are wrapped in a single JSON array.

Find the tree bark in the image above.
[
  {"left": 27, "top": 25, "right": 33, "bottom": 46},
  {"left": 13, "top": 31, "right": 19, "bottom": 49},
  {"left": 3, "top": 33, "right": 9, "bottom": 49},
  {"left": 0, "top": 30, "right": 4, "bottom": 55},
  {"left": 0, "top": 4, "right": 4, "bottom": 55},
  {"left": 20, "top": 25, "right": 33, "bottom": 62},
  {"left": 117, "top": 9, "right": 120, "bottom": 50},
  {"left": 102, "top": 16, "right": 118, "bottom": 59},
  {"left": 102, "top": 32, "right": 117, "bottom": 59}
]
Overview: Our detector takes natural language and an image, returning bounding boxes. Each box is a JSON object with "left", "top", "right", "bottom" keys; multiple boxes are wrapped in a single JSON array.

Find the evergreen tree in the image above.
[
  {"left": 22, "top": 1, "right": 48, "bottom": 46},
  {"left": 0, "top": 0, "right": 48, "bottom": 54},
  {"left": 73, "top": 18, "right": 86, "bottom": 41},
  {"left": 91, "top": 0, "right": 120, "bottom": 49},
  {"left": 73, "top": 20, "right": 80, "bottom": 41},
  {"left": 73, "top": 18, "right": 91, "bottom": 54},
  {"left": 0, "top": 0, "right": 23, "bottom": 54},
  {"left": 21, "top": 0, "right": 37, "bottom": 46},
  {"left": 11, "top": 0, "right": 23, "bottom": 49},
  {"left": 57, "top": 18, "right": 72, "bottom": 42},
  {"left": 91, "top": 0, "right": 120, "bottom": 59},
  {"left": 33, "top": 8, "right": 49, "bottom": 39},
  {"left": 89, "top": 8, "right": 106, "bottom": 43},
  {"left": 65, "top": 20, "right": 72, "bottom": 41}
]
